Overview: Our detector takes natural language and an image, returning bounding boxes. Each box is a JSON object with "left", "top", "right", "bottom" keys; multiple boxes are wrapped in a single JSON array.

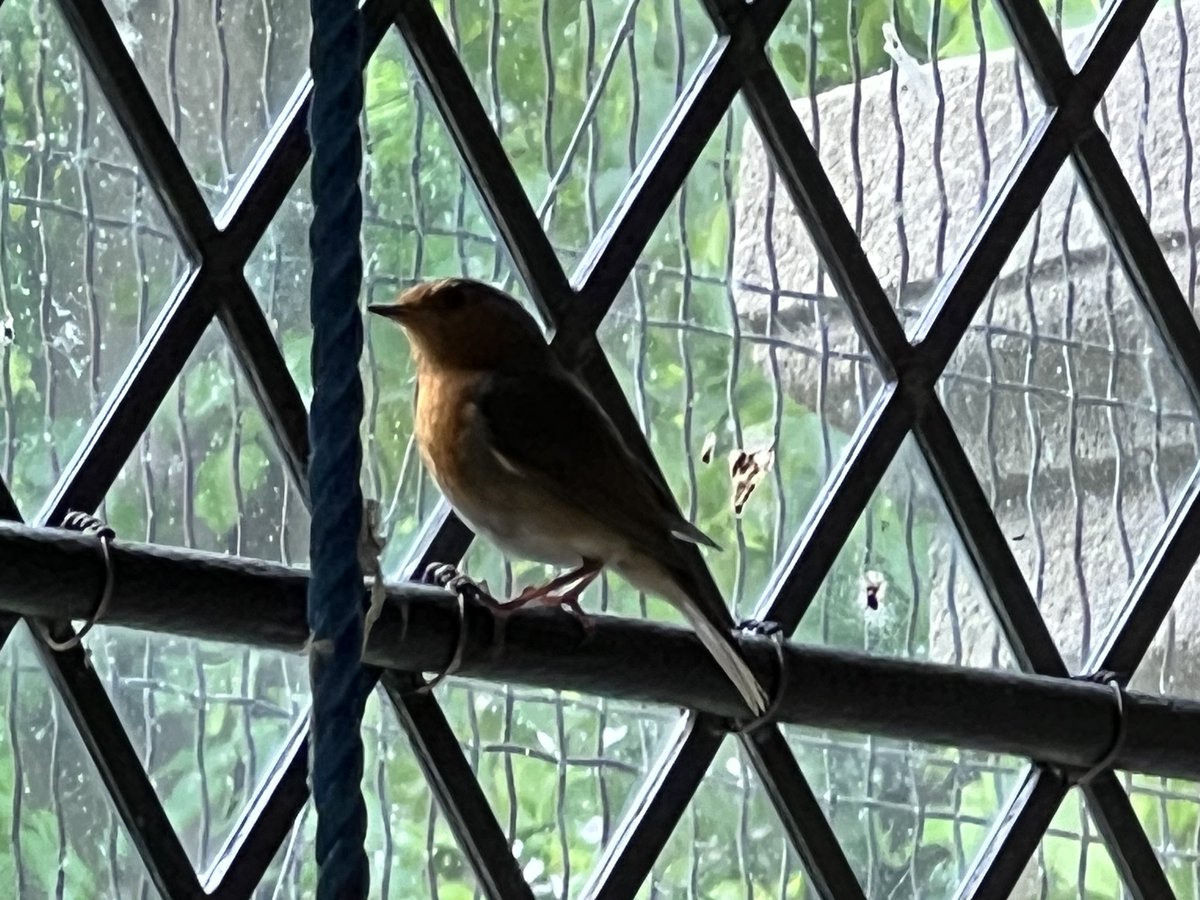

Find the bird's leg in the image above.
[
  {"left": 506, "top": 563, "right": 597, "bottom": 607},
  {"left": 422, "top": 561, "right": 602, "bottom": 655},
  {"left": 539, "top": 567, "right": 601, "bottom": 633},
  {"left": 497, "top": 560, "right": 602, "bottom": 627}
]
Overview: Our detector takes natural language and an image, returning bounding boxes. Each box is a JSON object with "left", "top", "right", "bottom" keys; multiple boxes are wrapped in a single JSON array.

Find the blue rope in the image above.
[{"left": 306, "top": 0, "right": 368, "bottom": 893}]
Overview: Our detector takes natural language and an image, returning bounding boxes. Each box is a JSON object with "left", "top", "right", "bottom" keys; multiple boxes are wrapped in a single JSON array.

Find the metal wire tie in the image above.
[
  {"left": 38, "top": 512, "right": 116, "bottom": 652},
  {"left": 726, "top": 620, "right": 788, "bottom": 735},
  {"left": 1075, "top": 673, "right": 1127, "bottom": 785},
  {"left": 412, "top": 563, "right": 473, "bottom": 694}
]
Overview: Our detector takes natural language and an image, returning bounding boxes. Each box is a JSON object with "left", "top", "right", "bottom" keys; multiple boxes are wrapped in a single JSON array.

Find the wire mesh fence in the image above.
[{"left": 1, "top": 0, "right": 1199, "bottom": 897}]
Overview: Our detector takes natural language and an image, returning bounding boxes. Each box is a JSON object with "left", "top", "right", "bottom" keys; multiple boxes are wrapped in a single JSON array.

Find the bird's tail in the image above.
[
  {"left": 621, "top": 552, "right": 769, "bottom": 716},
  {"left": 677, "top": 601, "right": 769, "bottom": 716}
]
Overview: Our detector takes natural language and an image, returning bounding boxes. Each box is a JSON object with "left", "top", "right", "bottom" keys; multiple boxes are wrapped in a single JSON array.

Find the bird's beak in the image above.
[{"left": 367, "top": 303, "right": 408, "bottom": 320}]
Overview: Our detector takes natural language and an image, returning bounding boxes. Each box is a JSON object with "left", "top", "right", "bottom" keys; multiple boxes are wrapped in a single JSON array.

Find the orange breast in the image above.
[{"left": 414, "top": 365, "right": 477, "bottom": 494}]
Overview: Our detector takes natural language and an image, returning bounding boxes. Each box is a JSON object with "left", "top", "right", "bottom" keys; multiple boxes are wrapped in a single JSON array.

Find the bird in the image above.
[{"left": 367, "top": 277, "right": 769, "bottom": 715}]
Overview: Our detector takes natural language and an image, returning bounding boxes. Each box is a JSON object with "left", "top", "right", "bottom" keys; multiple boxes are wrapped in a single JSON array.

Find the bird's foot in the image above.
[
  {"left": 493, "top": 588, "right": 595, "bottom": 635},
  {"left": 1079, "top": 668, "right": 1122, "bottom": 686},
  {"left": 422, "top": 563, "right": 494, "bottom": 605},
  {"left": 507, "top": 583, "right": 550, "bottom": 606},
  {"left": 554, "top": 592, "right": 594, "bottom": 635},
  {"left": 736, "top": 618, "right": 783, "bottom": 639},
  {"left": 422, "top": 561, "right": 461, "bottom": 587}
]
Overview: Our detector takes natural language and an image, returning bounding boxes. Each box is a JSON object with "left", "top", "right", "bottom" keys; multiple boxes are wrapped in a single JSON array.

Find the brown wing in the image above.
[{"left": 474, "top": 366, "right": 721, "bottom": 558}]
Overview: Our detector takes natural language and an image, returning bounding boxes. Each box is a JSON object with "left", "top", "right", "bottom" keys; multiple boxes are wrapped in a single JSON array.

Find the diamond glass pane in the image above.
[
  {"left": 735, "top": 104, "right": 882, "bottom": 446},
  {"left": 638, "top": 738, "right": 806, "bottom": 898},
  {"left": 592, "top": 99, "right": 885, "bottom": 623},
  {"left": 1126, "top": 772, "right": 1200, "bottom": 899},
  {"left": 85, "top": 324, "right": 310, "bottom": 874},
  {"left": 431, "top": 0, "right": 716, "bottom": 264},
  {"left": 762, "top": 0, "right": 1077, "bottom": 325},
  {"left": 0, "top": 0, "right": 188, "bottom": 515},
  {"left": 786, "top": 727, "right": 1026, "bottom": 899},
  {"left": 1027, "top": 788, "right": 1127, "bottom": 899},
  {"left": 101, "top": 0, "right": 313, "bottom": 211},
  {"left": 1097, "top": 0, "right": 1200, "bottom": 308},
  {"left": 0, "top": 622, "right": 164, "bottom": 898},
  {"left": 1133, "top": 585, "right": 1200, "bottom": 700},
  {"left": 797, "top": 435, "right": 1019, "bottom": 668},
  {"left": 940, "top": 164, "right": 1199, "bottom": 672},
  {"left": 433, "top": 666, "right": 677, "bottom": 896},
  {"left": 254, "top": 690, "right": 485, "bottom": 899},
  {"left": 100, "top": 323, "right": 309, "bottom": 562}
]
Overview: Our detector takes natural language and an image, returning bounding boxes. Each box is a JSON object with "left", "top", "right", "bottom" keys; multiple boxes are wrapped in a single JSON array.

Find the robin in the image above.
[{"left": 368, "top": 278, "right": 768, "bottom": 714}]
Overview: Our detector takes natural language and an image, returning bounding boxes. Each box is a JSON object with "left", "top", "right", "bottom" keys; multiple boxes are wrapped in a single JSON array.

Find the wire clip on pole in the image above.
[
  {"left": 414, "top": 562, "right": 477, "bottom": 692},
  {"left": 38, "top": 511, "right": 116, "bottom": 652},
  {"left": 727, "top": 619, "right": 788, "bottom": 734},
  {"left": 1074, "top": 672, "right": 1127, "bottom": 785}
]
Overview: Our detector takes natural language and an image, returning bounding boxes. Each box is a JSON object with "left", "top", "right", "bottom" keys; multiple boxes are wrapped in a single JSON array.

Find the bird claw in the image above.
[
  {"left": 491, "top": 590, "right": 594, "bottom": 637},
  {"left": 512, "top": 584, "right": 545, "bottom": 604},
  {"left": 422, "top": 562, "right": 458, "bottom": 586},
  {"left": 555, "top": 594, "right": 594, "bottom": 635},
  {"left": 737, "top": 618, "right": 782, "bottom": 639},
  {"left": 1079, "top": 669, "right": 1121, "bottom": 686},
  {"left": 449, "top": 575, "right": 493, "bottom": 604},
  {"left": 422, "top": 563, "right": 493, "bottom": 604}
]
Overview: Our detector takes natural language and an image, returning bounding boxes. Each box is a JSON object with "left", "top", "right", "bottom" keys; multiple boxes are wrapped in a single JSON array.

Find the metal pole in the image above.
[{"left": 0, "top": 521, "right": 1197, "bottom": 781}]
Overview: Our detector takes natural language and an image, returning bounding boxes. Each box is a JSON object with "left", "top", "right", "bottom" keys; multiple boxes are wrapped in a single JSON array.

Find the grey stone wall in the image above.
[{"left": 734, "top": 3, "right": 1200, "bottom": 690}]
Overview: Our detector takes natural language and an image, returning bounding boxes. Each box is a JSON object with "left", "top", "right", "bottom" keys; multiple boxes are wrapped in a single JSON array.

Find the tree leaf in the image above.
[{"left": 195, "top": 441, "right": 237, "bottom": 536}]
